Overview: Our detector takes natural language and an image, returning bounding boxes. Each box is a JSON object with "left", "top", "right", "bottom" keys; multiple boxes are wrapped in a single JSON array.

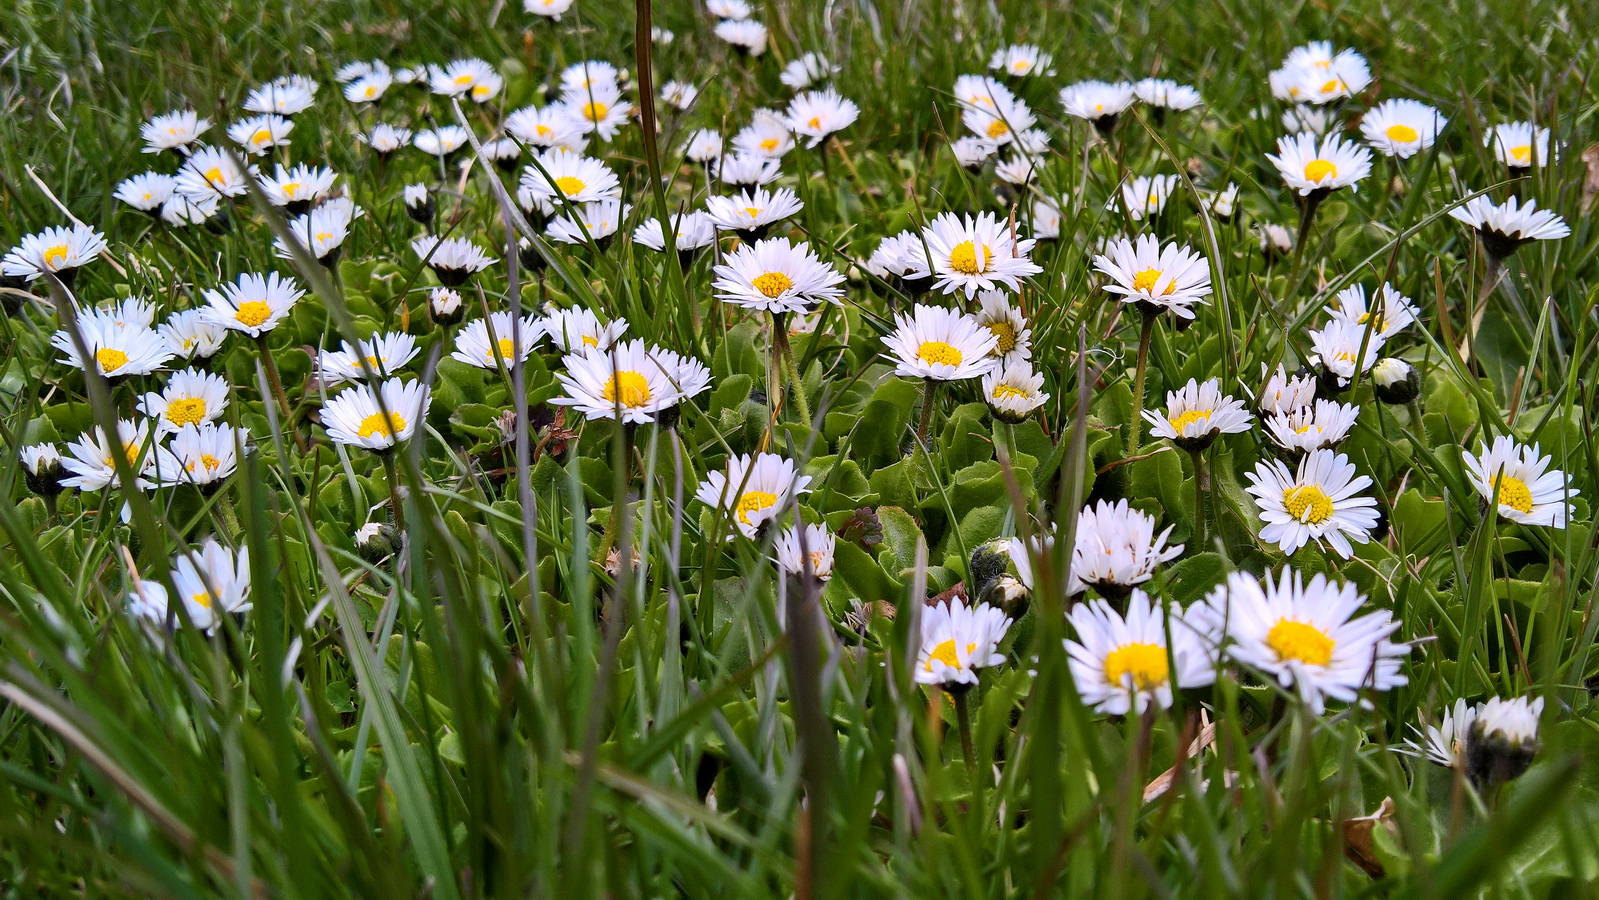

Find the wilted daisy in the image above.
[
  {"left": 774, "top": 523, "right": 835, "bottom": 580},
  {"left": 278, "top": 197, "right": 360, "bottom": 264},
  {"left": 200, "top": 272, "right": 304, "bottom": 338},
  {"left": 552, "top": 339, "right": 707, "bottom": 424},
  {"left": 318, "top": 332, "right": 421, "bottom": 385},
  {"left": 785, "top": 88, "right": 859, "bottom": 148},
  {"left": 3, "top": 224, "right": 108, "bottom": 285},
  {"left": 915, "top": 598, "right": 1012, "bottom": 689},
  {"left": 1111, "top": 174, "right": 1181, "bottom": 221},
  {"left": 159, "top": 310, "right": 228, "bottom": 361},
  {"left": 322, "top": 378, "right": 430, "bottom": 452},
  {"left": 139, "top": 368, "right": 229, "bottom": 434},
  {"left": 1066, "top": 590, "right": 1215, "bottom": 715},
  {"left": 1245, "top": 448, "right": 1379, "bottom": 558},
  {"left": 713, "top": 237, "right": 845, "bottom": 313},
  {"left": 883, "top": 304, "right": 1000, "bottom": 382},
  {"left": 1092, "top": 234, "right": 1211, "bottom": 319},
  {"left": 166, "top": 422, "right": 245, "bottom": 487},
  {"left": 1468, "top": 696, "right": 1544, "bottom": 786},
  {"left": 560, "top": 81, "right": 631, "bottom": 141},
  {"left": 1269, "top": 132, "right": 1372, "bottom": 196},
  {"left": 714, "top": 19, "right": 768, "bottom": 56},
  {"left": 695, "top": 452, "right": 812, "bottom": 539},
  {"left": 684, "top": 128, "right": 726, "bottom": 164},
  {"left": 545, "top": 199, "right": 630, "bottom": 246},
  {"left": 1360, "top": 99, "right": 1445, "bottom": 158},
  {"left": 51, "top": 314, "right": 172, "bottom": 379},
  {"left": 1264, "top": 399, "right": 1360, "bottom": 455},
  {"left": 1059, "top": 79, "right": 1136, "bottom": 132},
  {"left": 114, "top": 173, "right": 177, "bottom": 214},
  {"left": 1461, "top": 436, "right": 1576, "bottom": 528},
  {"left": 911, "top": 211, "right": 1041, "bottom": 297},
  {"left": 713, "top": 152, "right": 782, "bottom": 187},
  {"left": 413, "top": 126, "right": 470, "bottom": 157},
  {"left": 1133, "top": 78, "right": 1203, "bottom": 112},
  {"left": 705, "top": 187, "right": 803, "bottom": 239},
  {"left": 1308, "top": 320, "right": 1385, "bottom": 389},
  {"left": 360, "top": 123, "right": 412, "bottom": 156},
  {"left": 1327, "top": 283, "right": 1419, "bottom": 340},
  {"left": 451, "top": 312, "right": 544, "bottom": 370},
  {"left": 1256, "top": 364, "right": 1319, "bottom": 417},
  {"left": 1448, "top": 195, "right": 1570, "bottom": 261},
  {"left": 989, "top": 44, "right": 1054, "bottom": 78},
  {"left": 974, "top": 291, "right": 1031, "bottom": 363},
  {"left": 430, "top": 58, "right": 503, "bottom": 102},
  {"left": 228, "top": 114, "right": 294, "bottom": 156},
  {"left": 983, "top": 360, "right": 1049, "bottom": 424},
  {"left": 259, "top": 164, "right": 337, "bottom": 212},
  {"left": 1190, "top": 569, "right": 1407, "bottom": 714},
  {"left": 542, "top": 306, "right": 627, "bottom": 353},
  {"left": 1144, "top": 378, "right": 1253, "bottom": 452},
  {"left": 412, "top": 235, "right": 496, "bottom": 286},
  {"left": 141, "top": 110, "right": 210, "bottom": 154},
  {"left": 1067, "top": 499, "right": 1184, "bottom": 597},
  {"left": 244, "top": 75, "right": 318, "bottom": 116},
  {"left": 1487, "top": 122, "right": 1552, "bottom": 170},
  {"left": 780, "top": 52, "right": 837, "bottom": 90},
  {"left": 525, "top": 0, "right": 575, "bottom": 18},
  {"left": 633, "top": 210, "right": 718, "bottom": 254},
  {"left": 60, "top": 419, "right": 162, "bottom": 491}
]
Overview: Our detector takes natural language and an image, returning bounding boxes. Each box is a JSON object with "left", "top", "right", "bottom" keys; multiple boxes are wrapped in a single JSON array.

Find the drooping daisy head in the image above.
[
  {"left": 1359, "top": 98, "right": 1445, "bottom": 159},
  {"left": 1144, "top": 378, "right": 1253, "bottom": 452},
  {"left": 1448, "top": 195, "right": 1571, "bottom": 260},
  {"left": 883, "top": 303, "right": 1001, "bottom": 382},
  {"left": 1487, "top": 122, "right": 1552, "bottom": 170},
  {"left": 1066, "top": 589, "right": 1216, "bottom": 715},
  {"left": 1268, "top": 132, "right": 1373, "bottom": 196},
  {"left": 551, "top": 339, "right": 707, "bottom": 424},
  {"left": 1092, "top": 233, "right": 1211, "bottom": 319},
  {"left": 1461, "top": 435, "right": 1577, "bottom": 528},
  {"left": 199, "top": 271, "right": 305, "bottom": 338},
  {"left": 774, "top": 522, "right": 836, "bottom": 581},
  {"left": 695, "top": 452, "right": 814, "bottom": 540},
  {"left": 913, "top": 211, "right": 1042, "bottom": 297},
  {"left": 1066, "top": 499, "right": 1185, "bottom": 597},
  {"left": 450, "top": 312, "right": 544, "bottom": 370},
  {"left": 983, "top": 359, "right": 1049, "bottom": 424},
  {"left": 1245, "top": 448, "right": 1379, "bottom": 558},
  {"left": 320, "top": 378, "right": 431, "bottom": 452},
  {"left": 712, "top": 237, "right": 846, "bottom": 314},
  {"left": 915, "top": 597, "right": 1013, "bottom": 689}
]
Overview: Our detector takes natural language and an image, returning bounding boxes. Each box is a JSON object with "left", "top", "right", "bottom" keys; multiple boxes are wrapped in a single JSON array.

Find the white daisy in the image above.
[
  {"left": 1259, "top": 223, "right": 1295, "bottom": 257},
  {"left": 1111, "top": 174, "right": 1181, "bottom": 221},
  {"left": 1059, "top": 79, "right": 1137, "bottom": 129},
  {"left": 865, "top": 231, "right": 932, "bottom": 286},
  {"left": 525, "top": 0, "right": 575, "bottom": 18},
  {"left": 1189, "top": 569, "right": 1408, "bottom": 714},
  {"left": 89, "top": 298, "right": 158, "bottom": 328},
  {"left": 706, "top": 0, "right": 751, "bottom": 18},
  {"left": 911, "top": 211, "right": 1041, "bottom": 298},
  {"left": 1409, "top": 698, "right": 1479, "bottom": 768},
  {"left": 1371, "top": 357, "right": 1420, "bottom": 405},
  {"left": 559, "top": 60, "right": 621, "bottom": 94},
  {"left": 1255, "top": 365, "right": 1318, "bottom": 416},
  {"left": 545, "top": 199, "right": 630, "bottom": 246},
  {"left": 21, "top": 444, "right": 64, "bottom": 493},
  {"left": 450, "top": 312, "right": 544, "bottom": 370},
  {"left": 712, "top": 237, "right": 846, "bottom": 313},
  {"left": 139, "top": 368, "right": 230, "bottom": 433},
  {"left": 983, "top": 359, "right": 1049, "bottom": 424},
  {"left": 1066, "top": 590, "right": 1215, "bottom": 715},
  {"left": 695, "top": 452, "right": 812, "bottom": 539},
  {"left": 1092, "top": 233, "right": 1212, "bottom": 319},
  {"left": 950, "top": 136, "right": 998, "bottom": 170},
  {"left": 882, "top": 303, "right": 1000, "bottom": 382},
  {"left": 989, "top": 44, "right": 1054, "bottom": 78},
  {"left": 159, "top": 310, "right": 228, "bottom": 360},
  {"left": 1308, "top": 319, "right": 1385, "bottom": 388},
  {"left": 1470, "top": 696, "right": 1544, "bottom": 784},
  {"left": 1134, "top": 78, "right": 1203, "bottom": 111},
  {"left": 1487, "top": 122, "right": 1552, "bottom": 169},
  {"left": 506, "top": 105, "right": 585, "bottom": 150},
  {"left": 52, "top": 315, "right": 173, "bottom": 379},
  {"left": 277, "top": 197, "right": 360, "bottom": 263},
  {"left": 1360, "top": 99, "right": 1445, "bottom": 159},
  {"left": 174, "top": 539, "right": 255, "bottom": 629},
  {"left": 633, "top": 211, "right": 718, "bottom": 253},
  {"left": 961, "top": 91, "right": 1036, "bottom": 145},
  {"left": 732, "top": 109, "right": 795, "bottom": 159},
  {"left": 914, "top": 597, "right": 1012, "bottom": 689},
  {"left": 993, "top": 154, "right": 1038, "bottom": 186},
  {"left": 1144, "top": 378, "right": 1253, "bottom": 452},
  {"left": 429, "top": 287, "right": 464, "bottom": 324},
  {"left": 359, "top": 123, "right": 412, "bottom": 155},
  {"left": 227, "top": 114, "right": 295, "bottom": 156},
  {"left": 114, "top": 172, "right": 177, "bottom": 213},
  {"left": 774, "top": 523, "right": 836, "bottom": 580},
  {"left": 713, "top": 152, "right": 782, "bottom": 187},
  {"left": 1280, "top": 103, "right": 1333, "bottom": 135},
  {"left": 559, "top": 81, "right": 631, "bottom": 141},
  {"left": 3, "top": 225, "right": 108, "bottom": 283},
  {"left": 684, "top": 128, "right": 726, "bottom": 164},
  {"left": 705, "top": 187, "right": 803, "bottom": 237},
  {"left": 1268, "top": 132, "right": 1372, "bottom": 195},
  {"left": 1029, "top": 197, "right": 1064, "bottom": 240},
  {"left": 1448, "top": 195, "right": 1571, "bottom": 260},
  {"left": 344, "top": 69, "right": 393, "bottom": 104},
  {"left": 174, "top": 146, "right": 257, "bottom": 200},
  {"left": 1264, "top": 399, "right": 1361, "bottom": 455},
  {"left": 1245, "top": 449, "right": 1380, "bottom": 558},
  {"left": 1461, "top": 436, "right": 1576, "bottom": 528},
  {"left": 1327, "top": 282, "right": 1418, "bottom": 340},
  {"left": 714, "top": 19, "right": 768, "bottom": 56},
  {"left": 141, "top": 110, "right": 210, "bottom": 154},
  {"left": 541, "top": 306, "right": 627, "bottom": 353},
  {"left": 413, "top": 126, "right": 470, "bottom": 157},
  {"left": 428, "top": 58, "right": 503, "bottom": 102},
  {"left": 258, "top": 164, "right": 337, "bottom": 209},
  {"left": 318, "top": 332, "right": 421, "bottom": 385},
  {"left": 165, "top": 422, "right": 246, "bottom": 487},
  {"left": 660, "top": 80, "right": 699, "bottom": 110},
  {"left": 335, "top": 60, "right": 381, "bottom": 83},
  {"left": 519, "top": 149, "right": 621, "bottom": 208},
  {"left": 412, "top": 235, "right": 496, "bottom": 286},
  {"left": 974, "top": 291, "right": 1031, "bottom": 363},
  {"left": 321, "top": 378, "right": 430, "bottom": 451},
  {"left": 60, "top": 419, "right": 163, "bottom": 491},
  {"left": 199, "top": 272, "right": 304, "bottom": 338},
  {"left": 1067, "top": 499, "right": 1184, "bottom": 597},
  {"left": 953, "top": 75, "right": 1016, "bottom": 113},
  {"left": 785, "top": 88, "right": 859, "bottom": 148},
  {"left": 780, "top": 52, "right": 837, "bottom": 90},
  {"left": 244, "top": 75, "right": 318, "bottom": 116},
  {"left": 1202, "top": 183, "right": 1239, "bottom": 220},
  {"left": 551, "top": 339, "right": 705, "bottom": 424}
]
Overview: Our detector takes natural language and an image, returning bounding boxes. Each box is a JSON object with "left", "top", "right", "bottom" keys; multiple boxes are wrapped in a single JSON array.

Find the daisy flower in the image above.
[
  {"left": 1092, "top": 234, "right": 1211, "bottom": 319},
  {"left": 91, "top": 297, "right": 159, "bottom": 328},
  {"left": 1280, "top": 104, "right": 1333, "bottom": 135},
  {"left": 1066, "top": 590, "right": 1215, "bottom": 715},
  {"left": 1371, "top": 358, "right": 1420, "bottom": 405},
  {"left": 733, "top": 109, "right": 795, "bottom": 158},
  {"left": 1134, "top": 78, "right": 1203, "bottom": 111},
  {"left": 159, "top": 310, "right": 227, "bottom": 361},
  {"left": 139, "top": 368, "right": 230, "bottom": 433},
  {"left": 961, "top": 91, "right": 1036, "bottom": 145},
  {"left": 684, "top": 128, "right": 726, "bottom": 164},
  {"left": 228, "top": 115, "right": 295, "bottom": 155},
  {"left": 1308, "top": 320, "right": 1385, "bottom": 389},
  {"left": 1448, "top": 195, "right": 1570, "bottom": 260},
  {"left": 360, "top": 123, "right": 412, "bottom": 156},
  {"left": 712, "top": 237, "right": 846, "bottom": 313},
  {"left": 1203, "top": 183, "right": 1239, "bottom": 220},
  {"left": 1259, "top": 224, "right": 1295, "bottom": 258},
  {"left": 785, "top": 88, "right": 859, "bottom": 148},
  {"left": 660, "top": 81, "right": 699, "bottom": 110},
  {"left": 1327, "top": 283, "right": 1419, "bottom": 340},
  {"left": 430, "top": 58, "right": 503, "bottom": 102},
  {"left": 1059, "top": 79, "right": 1137, "bottom": 131},
  {"left": 520, "top": 149, "right": 622, "bottom": 208},
  {"left": 983, "top": 360, "right": 1049, "bottom": 424},
  {"left": 21, "top": 444, "right": 65, "bottom": 497},
  {"left": 706, "top": 0, "right": 751, "bottom": 18},
  {"left": 429, "top": 287, "right": 465, "bottom": 325},
  {"left": 141, "top": 110, "right": 210, "bottom": 154},
  {"left": 244, "top": 75, "right": 318, "bottom": 116},
  {"left": 1407, "top": 698, "right": 1479, "bottom": 768},
  {"left": 1245, "top": 449, "right": 1379, "bottom": 558},
  {"left": 525, "top": 0, "right": 575, "bottom": 18},
  {"left": 915, "top": 598, "right": 1012, "bottom": 689},
  {"left": 1468, "top": 696, "right": 1544, "bottom": 786},
  {"left": 994, "top": 154, "right": 1038, "bottom": 186},
  {"left": 344, "top": 69, "right": 393, "bottom": 104},
  {"left": 950, "top": 136, "right": 998, "bottom": 170},
  {"left": 953, "top": 75, "right": 1016, "bottom": 113},
  {"left": 633, "top": 211, "right": 718, "bottom": 254},
  {"left": 542, "top": 306, "right": 627, "bottom": 353},
  {"left": 200, "top": 272, "right": 304, "bottom": 338},
  {"left": 974, "top": 291, "right": 1031, "bottom": 363},
  {"left": 774, "top": 523, "right": 836, "bottom": 580},
  {"left": 780, "top": 52, "right": 838, "bottom": 90},
  {"left": 695, "top": 452, "right": 812, "bottom": 539},
  {"left": 278, "top": 197, "right": 360, "bottom": 264},
  {"left": 1030, "top": 197, "right": 1063, "bottom": 239},
  {"left": 1264, "top": 399, "right": 1360, "bottom": 455},
  {"left": 52, "top": 315, "right": 172, "bottom": 379},
  {"left": 318, "top": 332, "right": 421, "bottom": 385},
  {"left": 174, "top": 146, "right": 256, "bottom": 200},
  {"left": 1487, "top": 122, "right": 1552, "bottom": 170},
  {"left": 507, "top": 105, "right": 584, "bottom": 150},
  {"left": 884, "top": 304, "right": 999, "bottom": 381},
  {"left": 1144, "top": 378, "right": 1252, "bottom": 452},
  {"left": 1461, "top": 436, "right": 1576, "bottom": 527},
  {"left": 259, "top": 164, "right": 337, "bottom": 211},
  {"left": 559, "top": 81, "right": 631, "bottom": 141},
  {"left": 912, "top": 211, "right": 1041, "bottom": 297},
  {"left": 1111, "top": 174, "right": 1181, "bottom": 221},
  {"left": 552, "top": 339, "right": 707, "bottom": 424},
  {"left": 1360, "top": 99, "right": 1445, "bottom": 158},
  {"left": 545, "top": 199, "right": 631, "bottom": 246},
  {"left": 1269, "top": 132, "right": 1372, "bottom": 196},
  {"left": 989, "top": 44, "right": 1054, "bottom": 78},
  {"left": 114, "top": 172, "right": 177, "bottom": 214},
  {"left": 705, "top": 187, "right": 803, "bottom": 239},
  {"left": 3, "top": 224, "right": 108, "bottom": 284},
  {"left": 480, "top": 138, "right": 522, "bottom": 170},
  {"left": 713, "top": 152, "right": 782, "bottom": 187},
  {"left": 322, "top": 378, "right": 430, "bottom": 452},
  {"left": 60, "top": 419, "right": 163, "bottom": 491},
  {"left": 1066, "top": 499, "right": 1184, "bottom": 597},
  {"left": 413, "top": 235, "right": 496, "bottom": 286},
  {"left": 450, "top": 312, "right": 544, "bottom": 370},
  {"left": 560, "top": 60, "right": 621, "bottom": 93},
  {"left": 715, "top": 19, "right": 768, "bottom": 56},
  {"left": 413, "top": 126, "right": 470, "bottom": 157},
  {"left": 132, "top": 538, "right": 253, "bottom": 631},
  {"left": 1189, "top": 569, "right": 1408, "bottom": 714},
  {"left": 334, "top": 60, "right": 381, "bottom": 83},
  {"left": 166, "top": 422, "right": 245, "bottom": 487}
]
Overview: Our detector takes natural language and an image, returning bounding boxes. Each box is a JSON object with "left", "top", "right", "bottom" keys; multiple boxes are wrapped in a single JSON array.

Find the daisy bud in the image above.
[
  {"left": 21, "top": 444, "right": 66, "bottom": 497},
  {"left": 1371, "top": 358, "right": 1420, "bottom": 404},
  {"left": 971, "top": 538, "right": 1029, "bottom": 617},
  {"left": 1466, "top": 696, "right": 1543, "bottom": 788},
  {"left": 403, "top": 183, "right": 435, "bottom": 228},
  {"left": 355, "top": 521, "right": 403, "bottom": 562},
  {"left": 1259, "top": 224, "right": 1295, "bottom": 260},
  {"left": 429, "top": 287, "right": 465, "bottom": 326}
]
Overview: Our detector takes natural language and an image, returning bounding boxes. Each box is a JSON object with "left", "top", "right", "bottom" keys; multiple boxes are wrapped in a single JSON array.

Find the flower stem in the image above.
[
  {"left": 1189, "top": 448, "right": 1210, "bottom": 550},
  {"left": 952, "top": 687, "right": 977, "bottom": 782},
  {"left": 1127, "top": 313, "right": 1156, "bottom": 457},
  {"left": 916, "top": 379, "right": 939, "bottom": 448},
  {"left": 382, "top": 452, "right": 405, "bottom": 532},
  {"left": 1288, "top": 189, "right": 1325, "bottom": 285},
  {"left": 773, "top": 317, "right": 811, "bottom": 425},
  {"left": 256, "top": 335, "right": 308, "bottom": 455},
  {"left": 1462, "top": 254, "right": 1503, "bottom": 367},
  {"left": 1407, "top": 399, "right": 1429, "bottom": 446}
]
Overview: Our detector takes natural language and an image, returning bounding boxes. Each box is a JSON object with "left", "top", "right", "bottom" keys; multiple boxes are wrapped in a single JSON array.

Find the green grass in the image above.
[{"left": 2, "top": 0, "right": 1599, "bottom": 896}]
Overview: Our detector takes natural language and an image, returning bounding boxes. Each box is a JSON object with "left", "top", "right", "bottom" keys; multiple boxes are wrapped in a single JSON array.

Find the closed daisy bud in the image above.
[
  {"left": 1461, "top": 436, "right": 1577, "bottom": 528},
  {"left": 1245, "top": 448, "right": 1379, "bottom": 558},
  {"left": 413, "top": 235, "right": 496, "bottom": 286},
  {"left": 983, "top": 359, "right": 1048, "bottom": 424},
  {"left": 355, "top": 521, "right": 404, "bottom": 562},
  {"left": 403, "top": 183, "right": 435, "bottom": 227},
  {"left": 479, "top": 138, "right": 523, "bottom": 172},
  {"left": 1467, "top": 696, "right": 1543, "bottom": 787},
  {"left": 915, "top": 597, "right": 1012, "bottom": 691},
  {"left": 712, "top": 237, "right": 846, "bottom": 314},
  {"left": 1370, "top": 358, "right": 1419, "bottom": 405},
  {"left": 1092, "top": 233, "right": 1211, "bottom": 319},
  {"left": 1360, "top": 98, "right": 1445, "bottom": 158},
  {"left": 1144, "top": 378, "right": 1252, "bottom": 453},
  {"left": 774, "top": 523, "right": 835, "bottom": 581},
  {"left": 1066, "top": 590, "right": 1215, "bottom": 715},
  {"left": 321, "top": 378, "right": 431, "bottom": 452},
  {"left": 429, "top": 287, "right": 465, "bottom": 325},
  {"left": 1448, "top": 195, "right": 1570, "bottom": 261},
  {"left": 695, "top": 452, "right": 813, "bottom": 539},
  {"left": 21, "top": 444, "right": 66, "bottom": 497},
  {"left": 883, "top": 304, "right": 1000, "bottom": 382},
  {"left": 4, "top": 224, "right": 109, "bottom": 286}
]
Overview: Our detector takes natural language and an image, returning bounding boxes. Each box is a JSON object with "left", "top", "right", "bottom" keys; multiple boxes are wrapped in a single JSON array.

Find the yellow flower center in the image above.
[
  {"left": 1319, "top": 78, "right": 1346, "bottom": 94},
  {"left": 1355, "top": 311, "right": 1387, "bottom": 331},
  {"left": 453, "top": 74, "right": 475, "bottom": 86},
  {"left": 1013, "top": 61, "right": 1031, "bottom": 73},
  {"left": 204, "top": 167, "right": 225, "bottom": 185},
  {"left": 357, "top": 411, "right": 406, "bottom": 439},
  {"left": 925, "top": 638, "right": 977, "bottom": 671},
  {"left": 486, "top": 338, "right": 518, "bottom": 362},
  {"left": 602, "top": 370, "right": 651, "bottom": 408},
  {"left": 1492, "top": 474, "right": 1533, "bottom": 513},
  {"left": 190, "top": 591, "right": 213, "bottom": 609},
  {"left": 251, "top": 129, "right": 272, "bottom": 146},
  {"left": 472, "top": 84, "right": 493, "bottom": 99},
  {"left": 187, "top": 454, "right": 222, "bottom": 473},
  {"left": 735, "top": 490, "right": 777, "bottom": 524},
  {"left": 1103, "top": 642, "right": 1170, "bottom": 691},
  {"left": 742, "top": 206, "right": 762, "bottom": 219},
  {"left": 581, "top": 335, "right": 599, "bottom": 347},
  {"left": 1303, "top": 159, "right": 1337, "bottom": 184},
  {"left": 43, "top": 244, "right": 70, "bottom": 269},
  {"left": 986, "top": 119, "right": 1010, "bottom": 139},
  {"left": 752, "top": 271, "right": 793, "bottom": 298},
  {"left": 281, "top": 182, "right": 301, "bottom": 198},
  {"left": 1168, "top": 408, "right": 1213, "bottom": 432},
  {"left": 364, "top": 86, "right": 377, "bottom": 98},
  {"left": 582, "top": 101, "right": 609, "bottom": 122},
  {"left": 916, "top": 340, "right": 963, "bottom": 368},
  {"left": 807, "top": 115, "right": 822, "bottom": 130},
  {"left": 1385, "top": 123, "right": 1419, "bottom": 143},
  {"left": 95, "top": 348, "right": 129, "bottom": 373},
  {"left": 760, "top": 138, "right": 780, "bottom": 152},
  {"left": 1132, "top": 268, "right": 1177, "bottom": 295},
  {"left": 536, "top": 124, "right": 553, "bottom": 137},
  {"left": 165, "top": 397, "right": 208, "bottom": 427},
  {"left": 554, "top": 176, "right": 586, "bottom": 196},
  {"left": 991, "top": 383, "right": 1029, "bottom": 401},
  {"left": 1266, "top": 619, "right": 1335, "bottom": 666},
  {"left": 948, "top": 240, "right": 990, "bottom": 275},
  {"left": 986, "top": 320, "right": 1017, "bottom": 354},
  {"left": 1510, "top": 144, "right": 1532, "bottom": 163},
  {"left": 1283, "top": 484, "right": 1334, "bottom": 524},
  {"left": 234, "top": 300, "right": 272, "bottom": 328}
]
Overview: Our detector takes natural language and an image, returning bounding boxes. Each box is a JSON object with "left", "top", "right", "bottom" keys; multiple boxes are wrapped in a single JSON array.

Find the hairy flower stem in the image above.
[
  {"left": 1189, "top": 449, "right": 1210, "bottom": 549},
  {"left": 1289, "top": 189, "right": 1325, "bottom": 283},
  {"left": 952, "top": 688, "right": 977, "bottom": 781},
  {"left": 1127, "top": 313, "right": 1156, "bottom": 457},
  {"left": 1462, "top": 254, "right": 1504, "bottom": 366},
  {"left": 916, "top": 379, "right": 939, "bottom": 449},
  {"left": 256, "top": 335, "right": 308, "bottom": 455},
  {"left": 381, "top": 452, "right": 405, "bottom": 532},
  {"left": 1407, "top": 399, "right": 1429, "bottom": 445},
  {"left": 773, "top": 319, "right": 811, "bottom": 425}
]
